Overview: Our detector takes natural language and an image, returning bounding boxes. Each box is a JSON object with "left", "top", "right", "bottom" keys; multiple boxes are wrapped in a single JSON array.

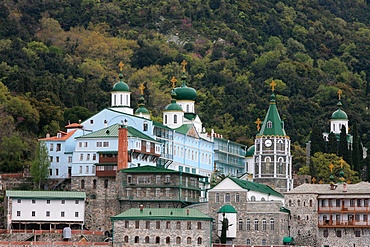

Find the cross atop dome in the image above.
[
  {"left": 270, "top": 80, "right": 276, "bottom": 92},
  {"left": 171, "top": 76, "right": 177, "bottom": 88},
  {"left": 255, "top": 118, "right": 262, "bottom": 131},
  {"left": 119, "top": 61, "right": 124, "bottom": 71},
  {"left": 338, "top": 89, "right": 342, "bottom": 100},
  {"left": 181, "top": 60, "right": 188, "bottom": 72},
  {"left": 139, "top": 83, "right": 145, "bottom": 95}
]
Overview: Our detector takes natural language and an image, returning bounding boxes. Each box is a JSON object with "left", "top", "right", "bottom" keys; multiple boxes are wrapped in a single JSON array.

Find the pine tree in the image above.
[
  {"left": 338, "top": 125, "right": 350, "bottom": 164},
  {"left": 310, "top": 125, "right": 325, "bottom": 154},
  {"left": 327, "top": 132, "right": 338, "bottom": 154},
  {"left": 352, "top": 121, "right": 361, "bottom": 173},
  {"left": 30, "top": 142, "right": 50, "bottom": 189}
]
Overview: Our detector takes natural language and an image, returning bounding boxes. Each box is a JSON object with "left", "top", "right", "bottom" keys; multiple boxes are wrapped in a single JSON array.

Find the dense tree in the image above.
[
  {"left": 30, "top": 142, "right": 50, "bottom": 189},
  {"left": 338, "top": 125, "right": 350, "bottom": 164}
]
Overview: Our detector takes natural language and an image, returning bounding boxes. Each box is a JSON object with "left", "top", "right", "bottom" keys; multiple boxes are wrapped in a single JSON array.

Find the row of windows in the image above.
[
  {"left": 215, "top": 193, "right": 265, "bottom": 203},
  {"left": 49, "top": 143, "right": 61, "bottom": 152},
  {"left": 17, "top": 199, "right": 79, "bottom": 204},
  {"left": 125, "top": 236, "right": 203, "bottom": 244},
  {"left": 241, "top": 219, "right": 275, "bottom": 231},
  {"left": 323, "top": 229, "right": 361, "bottom": 238},
  {"left": 79, "top": 165, "right": 96, "bottom": 174},
  {"left": 124, "top": 220, "right": 203, "bottom": 230},
  {"left": 320, "top": 198, "right": 369, "bottom": 207},
  {"left": 322, "top": 214, "right": 368, "bottom": 222},
  {"left": 79, "top": 154, "right": 97, "bottom": 161},
  {"left": 127, "top": 175, "right": 172, "bottom": 184},
  {"left": 16, "top": 211, "right": 79, "bottom": 217},
  {"left": 288, "top": 199, "right": 313, "bottom": 207}
]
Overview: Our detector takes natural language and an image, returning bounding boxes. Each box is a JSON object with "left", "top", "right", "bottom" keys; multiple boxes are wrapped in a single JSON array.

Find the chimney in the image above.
[
  {"left": 343, "top": 183, "right": 347, "bottom": 192},
  {"left": 117, "top": 124, "right": 128, "bottom": 171}
]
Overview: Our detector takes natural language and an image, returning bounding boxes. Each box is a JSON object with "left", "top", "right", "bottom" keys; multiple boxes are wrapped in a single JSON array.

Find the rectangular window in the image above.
[
  {"left": 103, "top": 142, "right": 109, "bottom": 147},
  {"left": 96, "top": 142, "right": 102, "bottom": 147},
  {"left": 75, "top": 200, "right": 79, "bottom": 204},
  {"left": 225, "top": 193, "right": 230, "bottom": 202},
  {"left": 78, "top": 142, "right": 82, "bottom": 148},
  {"left": 79, "top": 154, "right": 83, "bottom": 161},
  {"left": 56, "top": 156, "right": 59, "bottom": 163},
  {"left": 336, "top": 199, "right": 341, "bottom": 207},
  {"left": 355, "top": 230, "right": 361, "bottom": 237},
  {"left": 17, "top": 199, "right": 21, "bottom": 203},
  {"left": 56, "top": 143, "right": 61, "bottom": 151},
  {"left": 49, "top": 169, "right": 52, "bottom": 176},
  {"left": 50, "top": 143, "right": 54, "bottom": 151},
  {"left": 137, "top": 176, "right": 151, "bottom": 184},
  {"left": 47, "top": 200, "right": 50, "bottom": 204},
  {"left": 127, "top": 175, "right": 132, "bottom": 184},
  {"left": 84, "top": 142, "right": 88, "bottom": 147},
  {"left": 79, "top": 166, "right": 82, "bottom": 173},
  {"left": 156, "top": 221, "right": 160, "bottom": 229},
  {"left": 350, "top": 199, "right": 355, "bottom": 207},
  {"left": 165, "top": 175, "right": 171, "bottom": 183},
  {"left": 17, "top": 211, "right": 20, "bottom": 216},
  {"left": 166, "top": 221, "right": 170, "bottom": 229},
  {"left": 146, "top": 221, "right": 150, "bottom": 229},
  {"left": 32, "top": 211, "right": 35, "bottom": 217},
  {"left": 46, "top": 211, "right": 50, "bottom": 217},
  {"left": 355, "top": 214, "right": 360, "bottom": 222},
  {"left": 135, "top": 221, "right": 139, "bottom": 229},
  {"left": 50, "top": 156, "right": 53, "bottom": 162},
  {"left": 32, "top": 199, "right": 36, "bottom": 204},
  {"left": 61, "top": 200, "right": 65, "bottom": 204},
  {"left": 68, "top": 156, "right": 72, "bottom": 163},
  {"left": 86, "top": 154, "right": 90, "bottom": 161},
  {"left": 156, "top": 188, "right": 160, "bottom": 197},
  {"left": 364, "top": 214, "right": 368, "bottom": 222},
  {"left": 92, "top": 154, "right": 96, "bottom": 160},
  {"left": 61, "top": 211, "right": 65, "bottom": 217},
  {"left": 75, "top": 212, "right": 79, "bottom": 217},
  {"left": 124, "top": 221, "right": 129, "bottom": 228},
  {"left": 86, "top": 166, "right": 89, "bottom": 174},
  {"left": 56, "top": 169, "right": 59, "bottom": 176},
  {"left": 156, "top": 175, "right": 161, "bottom": 184}
]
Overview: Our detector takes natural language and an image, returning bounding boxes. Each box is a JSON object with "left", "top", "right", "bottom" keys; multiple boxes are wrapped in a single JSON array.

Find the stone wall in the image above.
[
  {"left": 71, "top": 176, "right": 120, "bottom": 232},
  {"left": 208, "top": 190, "right": 289, "bottom": 246},
  {"left": 112, "top": 219, "right": 211, "bottom": 247}
]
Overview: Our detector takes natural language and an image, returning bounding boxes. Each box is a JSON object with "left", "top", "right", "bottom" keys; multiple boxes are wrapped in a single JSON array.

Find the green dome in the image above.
[
  {"left": 245, "top": 145, "right": 255, "bottom": 157},
  {"left": 135, "top": 106, "right": 149, "bottom": 114},
  {"left": 112, "top": 73, "right": 129, "bottom": 92},
  {"left": 331, "top": 109, "right": 348, "bottom": 120},
  {"left": 331, "top": 101, "right": 348, "bottom": 120},
  {"left": 165, "top": 99, "right": 183, "bottom": 111},
  {"left": 218, "top": 205, "right": 237, "bottom": 214},
  {"left": 173, "top": 72, "right": 197, "bottom": 101}
]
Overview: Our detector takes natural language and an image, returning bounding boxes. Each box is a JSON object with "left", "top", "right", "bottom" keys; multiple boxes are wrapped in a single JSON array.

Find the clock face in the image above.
[{"left": 265, "top": 139, "right": 272, "bottom": 147}]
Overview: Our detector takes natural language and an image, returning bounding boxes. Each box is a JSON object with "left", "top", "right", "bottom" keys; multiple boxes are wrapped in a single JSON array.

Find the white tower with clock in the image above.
[{"left": 252, "top": 81, "right": 293, "bottom": 193}]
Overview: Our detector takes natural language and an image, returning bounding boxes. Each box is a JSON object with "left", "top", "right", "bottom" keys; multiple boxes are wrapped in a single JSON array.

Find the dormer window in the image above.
[
  {"left": 143, "top": 121, "right": 148, "bottom": 131},
  {"left": 174, "top": 115, "right": 177, "bottom": 124},
  {"left": 267, "top": 121, "right": 272, "bottom": 128}
]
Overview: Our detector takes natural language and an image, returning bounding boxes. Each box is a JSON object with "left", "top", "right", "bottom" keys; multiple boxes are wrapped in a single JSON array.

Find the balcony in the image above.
[
  {"left": 318, "top": 220, "right": 370, "bottom": 228},
  {"left": 319, "top": 206, "right": 369, "bottom": 213}
]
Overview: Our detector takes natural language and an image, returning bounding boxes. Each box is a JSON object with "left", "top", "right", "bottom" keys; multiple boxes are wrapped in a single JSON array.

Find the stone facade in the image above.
[
  {"left": 111, "top": 208, "right": 212, "bottom": 247},
  {"left": 207, "top": 178, "right": 289, "bottom": 246},
  {"left": 285, "top": 182, "right": 370, "bottom": 247},
  {"left": 71, "top": 176, "right": 120, "bottom": 232}
]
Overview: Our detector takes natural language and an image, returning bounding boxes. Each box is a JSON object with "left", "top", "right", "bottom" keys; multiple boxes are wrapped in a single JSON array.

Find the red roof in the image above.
[{"left": 39, "top": 129, "right": 77, "bottom": 141}]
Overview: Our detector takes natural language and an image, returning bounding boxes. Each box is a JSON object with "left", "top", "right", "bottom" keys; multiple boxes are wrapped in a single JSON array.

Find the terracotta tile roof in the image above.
[{"left": 39, "top": 129, "right": 77, "bottom": 141}]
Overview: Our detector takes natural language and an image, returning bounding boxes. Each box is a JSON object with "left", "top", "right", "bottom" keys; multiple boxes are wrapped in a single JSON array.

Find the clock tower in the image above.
[{"left": 253, "top": 81, "right": 293, "bottom": 192}]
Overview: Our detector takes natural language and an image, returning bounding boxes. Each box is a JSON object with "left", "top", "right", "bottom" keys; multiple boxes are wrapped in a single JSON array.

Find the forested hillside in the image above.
[{"left": 1, "top": 0, "right": 370, "bottom": 178}]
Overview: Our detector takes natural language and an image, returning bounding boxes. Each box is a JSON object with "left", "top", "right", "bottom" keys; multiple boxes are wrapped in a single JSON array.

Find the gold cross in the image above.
[
  {"left": 255, "top": 118, "right": 262, "bottom": 131},
  {"left": 139, "top": 83, "right": 145, "bottom": 95},
  {"left": 118, "top": 61, "right": 124, "bottom": 71},
  {"left": 181, "top": 60, "right": 188, "bottom": 72},
  {"left": 319, "top": 179, "right": 324, "bottom": 184},
  {"left": 312, "top": 177, "right": 317, "bottom": 184},
  {"left": 270, "top": 80, "right": 277, "bottom": 92},
  {"left": 329, "top": 163, "right": 334, "bottom": 173},
  {"left": 171, "top": 76, "right": 177, "bottom": 88},
  {"left": 338, "top": 89, "right": 342, "bottom": 100}
]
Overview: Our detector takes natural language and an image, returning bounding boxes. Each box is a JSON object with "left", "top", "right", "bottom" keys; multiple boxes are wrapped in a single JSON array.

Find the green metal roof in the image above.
[
  {"left": 6, "top": 190, "right": 86, "bottom": 199},
  {"left": 218, "top": 205, "right": 237, "bottom": 214},
  {"left": 257, "top": 92, "right": 286, "bottom": 137},
  {"left": 120, "top": 165, "right": 207, "bottom": 178},
  {"left": 175, "top": 124, "right": 194, "bottom": 135},
  {"left": 172, "top": 73, "right": 197, "bottom": 101},
  {"left": 165, "top": 100, "right": 183, "bottom": 111},
  {"left": 245, "top": 145, "right": 255, "bottom": 157},
  {"left": 153, "top": 121, "right": 172, "bottom": 130},
  {"left": 111, "top": 208, "right": 213, "bottom": 221},
  {"left": 184, "top": 113, "right": 197, "bottom": 120},
  {"left": 331, "top": 109, "right": 348, "bottom": 120},
  {"left": 229, "top": 177, "right": 283, "bottom": 198},
  {"left": 77, "top": 124, "right": 155, "bottom": 141}
]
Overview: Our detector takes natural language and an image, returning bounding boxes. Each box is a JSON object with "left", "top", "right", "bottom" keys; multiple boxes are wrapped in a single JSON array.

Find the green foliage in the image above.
[
  {"left": 299, "top": 152, "right": 360, "bottom": 184},
  {"left": 0, "top": 134, "right": 29, "bottom": 173},
  {"left": 30, "top": 142, "right": 50, "bottom": 189}
]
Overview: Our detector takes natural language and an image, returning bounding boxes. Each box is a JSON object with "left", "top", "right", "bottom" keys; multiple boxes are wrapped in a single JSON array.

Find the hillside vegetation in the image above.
[{"left": 1, "top": 0, "right": 370, "bottom": 176}]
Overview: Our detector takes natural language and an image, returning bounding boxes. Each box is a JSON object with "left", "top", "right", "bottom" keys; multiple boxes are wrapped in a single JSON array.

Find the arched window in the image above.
[
  {"left": 174, "top": 114, "right": 177, "bottom": 124},
  {"left": 187, "top": 237, "right": 191, "bottom": 244},
  {"left": 270, "top": 219, "right": 274, "bottom": 230},
  {"left": 165, "top": 115, "right": 168, "bottom": 124},
  {"left": 166, "top": 237, "right": 170, "bottom": 244},
  {"left": 246, "top": 219, "right": 251, "bottom": 230},
  {"left": 225, "top": 193, "right": 230, "bottom": 202},
  {"left": 81, "top": 179, "right": 85, "bottom": 189},
  {"left": 134, "top": 236, "right": 139, "bottom": 243},
  {"left": 215, "top": 193, "right": 219, "bottom": 203},
  {"left": 120, "top": 94, "right": 123, "bottom": 105},
  {"left": 113, "top": 95, "right": 117, "bottom": 105},
  {"left": 144, "top": 236, "right": 149, "bottom": 243},
  {"left": 262, "top": 239, "right": 267, "bottom": 245},
  {"left": 261, "top": 197, "right": 265, "bottom": 201},
  {"left": 323, "top": 229, "right": 328, "bottom": 237},
  {"left": 104, "top": 179, "right": 108, "bottom": 188},
  {"left": 176, "top": 237, "right": 181, "bottom": 244},
  {"left": 298, "top": 200, "right": 301, "bottom": 206},
  {"left": 246, "top": 239, "right": 251, "bottom": 245},
  {"left": 266, "top": 121, "right": 272, "bottom": 128},
  {"left": 235, "top": 193, "right": 240, "bottom": 203},
  {"left": 124, "top": 236, "right": 128, "bottom": 242},
  {"left": 262, "top": 219, "right": 267, "bottom": 230},
  {"left": 251, "top": 196, "right": 256, "bottom": 201},
  {"left": 93, "top": 179, "right": 97, "bottom": 189},
  {"left": 239, "top": 219, "right": 243, "bottom": 230},
  {"left": 310, "top": 199, "right": 313, "bottom": 207},
  {"left": 254, "top": 219, "right": 259, "bottom": 230},
  {"left": 197, "top": 237, "right": 202, "bottom": 244},
  {"left": 186, "top": 104, "right": 189, "bottom": 112},
  {"left": 155, "top": 236, "right": 160, "bottom": 244}
]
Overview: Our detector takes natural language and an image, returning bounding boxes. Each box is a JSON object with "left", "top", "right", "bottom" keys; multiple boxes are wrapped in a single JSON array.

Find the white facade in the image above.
[{"left": 6, "top": 191, "right": 86, "bottom": 230}]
